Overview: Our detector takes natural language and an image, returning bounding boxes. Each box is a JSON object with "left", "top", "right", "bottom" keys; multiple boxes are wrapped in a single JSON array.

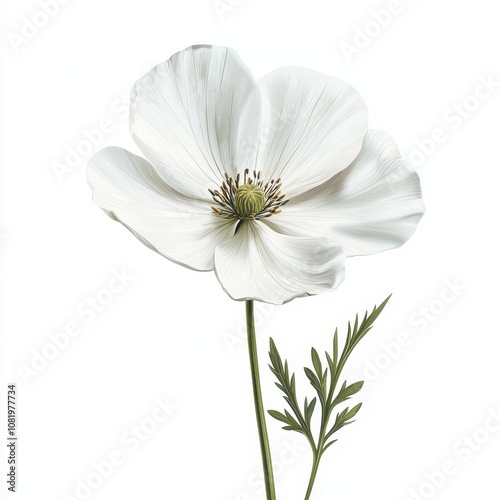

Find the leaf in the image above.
[
  {"left": 268, "top": 409, "right": 303, "bottom": 433},
  {"left": 325, "top": 402, "right": 363, "bottom": 440},
  {"left": 304, "top": 367, "right": 325, "bottom": 405},
  {"left": 344, "top": 402, "right": 363, "bottom": 422},
  {"left": 268, "top": 338, "right": 311, "bottom": 439},
  {"left": 352, "top": 295, "right": 391, "bottom": 345},
  {"left": 322, "top": 440, "right": 337, "bottom": 453},
  {"left": 353, "top": 314, "right": 359, "bottom": 339},
  {"left": 305, "top": 397, "right": 317, "bottom": 427},
  {"left": 268, "top": 296, "right": 390, "bottom": 481},
  {"left": 311, "top": 348, "right": 323, "bottom": 379},
  {"left": 339, "top": 295, "right": 392, "bottom": 363},
  {"left": 304, "top": 367, "right": 320, "bottom": 389},
  {"left": 325, "top": 352, "right": 334, "bottom": 373},
  {"left": 332, "top": 380, "right": 364, "bottom": 407},
  {"left": 333, "top": 329, "right": 339, "bottom": 367},
  {"left": 268, "top": 409, "right": 290, "bottom": 425}
]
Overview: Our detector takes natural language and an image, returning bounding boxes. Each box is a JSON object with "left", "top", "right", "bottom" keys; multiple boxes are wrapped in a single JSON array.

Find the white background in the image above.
[{"left": 2, "top": 1, "right": 500, "bottom": 499}]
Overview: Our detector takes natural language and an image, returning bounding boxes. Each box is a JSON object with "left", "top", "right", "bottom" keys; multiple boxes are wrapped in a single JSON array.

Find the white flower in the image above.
[{"left": 87, "top": 45, "right": 424, "bottom": 305}]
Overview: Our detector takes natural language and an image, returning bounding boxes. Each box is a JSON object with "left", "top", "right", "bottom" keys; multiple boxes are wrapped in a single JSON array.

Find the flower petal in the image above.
[
  {"left": 214, "top": 221, "right": 345, "bottom": 304},
  {"left": 87, "top": 147, "right": 236, "bottom": 270},
  {"left": 130, "top": 45, "right": 260, "bottom": 199},
  {"left": 249, "top": 67, "right": 368, "bottom": 197},
  {"left": 270, "top": 130, "right": 425, "bottom": 256}
]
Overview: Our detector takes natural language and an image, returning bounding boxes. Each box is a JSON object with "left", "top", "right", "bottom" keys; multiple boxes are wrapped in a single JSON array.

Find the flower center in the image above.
[
  {"left": 234, "top": 184, "right": 266, "bottom": 217},
  {"left": 210, "top": 169, "right": 288, "bottom": 221}
]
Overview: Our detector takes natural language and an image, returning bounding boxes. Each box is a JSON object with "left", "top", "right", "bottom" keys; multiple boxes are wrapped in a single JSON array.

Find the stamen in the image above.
[{"left": 209, "top": 170, "right": 289, "bottom": 223}]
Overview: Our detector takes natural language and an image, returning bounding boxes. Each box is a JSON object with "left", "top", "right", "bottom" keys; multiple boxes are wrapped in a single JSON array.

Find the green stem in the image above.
[
  {"left": 304, "top": 452, "right": 321, "bottom": 500},
  {"left": 304, "top": 358, "right": 345, "bottom": 499},
  {"left": 245, "top": 300, "right": 276, "bottom": 500}
]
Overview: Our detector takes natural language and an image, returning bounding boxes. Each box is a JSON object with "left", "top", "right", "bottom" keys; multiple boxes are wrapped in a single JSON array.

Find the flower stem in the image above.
[{"left": 245, "top": 300, "right": 276, "bottom": 500}]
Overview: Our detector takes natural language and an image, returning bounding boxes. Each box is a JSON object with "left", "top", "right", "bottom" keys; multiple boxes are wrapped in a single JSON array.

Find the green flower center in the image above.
[{"left": 233, "top": 184, "right": 266, "bottom": 218}]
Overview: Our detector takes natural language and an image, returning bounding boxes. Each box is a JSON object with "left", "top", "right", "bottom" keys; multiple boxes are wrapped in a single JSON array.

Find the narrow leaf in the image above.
[
  {"left": 333, "top": 380, "right": 364, "bottom": 407},
  {"left": 304, "top": 367, "right": 320, "bottom": 388},
  {"left": 344, "top": 402, "right": 363, "bottom": 421},
  {"left": 322, "top": 440, "right": 337, "bottom": 453},
  {"left": 268, "top": 410, "right": 290, "bottom": 424},
  {"left": 333, "top": 328, "right": 339, "bottom": 366},
  {"left": 306, "top": 397, "right": 317, "bottom": 426},
  {"left": 311, "top": 348, "right": 323, "bottom": 378}
]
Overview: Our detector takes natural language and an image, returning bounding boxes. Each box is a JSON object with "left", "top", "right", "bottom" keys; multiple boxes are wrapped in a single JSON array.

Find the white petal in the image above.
[
  {"left": 271, "top": 130, "right": 425, "bottom": 256},
  {"left": 249, "top": 67, "right": 368, "bottom": 197},
  {"left": 214, "top": 221, "right": 345, "bottom": 304},
  {"left": 87, "top": 147, "right": 236, "bottom": 270},
  {"left": 130, "top": 45, "right": 260, "bottom": 199}
]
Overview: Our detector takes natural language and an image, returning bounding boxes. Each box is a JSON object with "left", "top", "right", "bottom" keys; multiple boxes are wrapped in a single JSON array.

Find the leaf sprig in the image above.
[{"left": 268, "top": 295, "right": 391, "bottom": 499}]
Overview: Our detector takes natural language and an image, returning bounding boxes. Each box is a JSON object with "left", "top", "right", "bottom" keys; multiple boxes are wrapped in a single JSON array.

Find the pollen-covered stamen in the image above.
[{"left": 210, "top": 169, "right": 289, "bottom": 220}]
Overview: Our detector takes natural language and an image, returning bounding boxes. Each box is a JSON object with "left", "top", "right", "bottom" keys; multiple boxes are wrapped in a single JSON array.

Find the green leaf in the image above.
[
  {"left": 333, "top": 329, "right": 339, "bottom": 367},
  {"left": 325, "top": 402, "right": 364, "bottom": 440},
  {"left": 268, "top": 409, "right": 290, "bottom": 425},
  {"left": 311, "top": 348, "right": 323, "bottom": 379},
  {"left": 305, "top": 397, "right": 317, "bottom": 427},
  {"left": 268, "top": 338, "right": 312, "bottom": 440},
  {"left": 344, "top": 402, "right": 363, "bottom": 422},
  {"left": 304, "top": 367, "right": 320, "bottom": 388},
  {"left": 353, "top": 314, "right": 359, "bottom": 339},
  {"left": 322, "top": 439, "right": 337, "bottom": 453},
  {"left": 268, "top": 296, "right": 391, "bottom": 489},
  {"left": 332, "top": 380, "right": 364, "bottom": 407},
  {"left": 304, "top": 367, "right": 325, "bottom": 405}
]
